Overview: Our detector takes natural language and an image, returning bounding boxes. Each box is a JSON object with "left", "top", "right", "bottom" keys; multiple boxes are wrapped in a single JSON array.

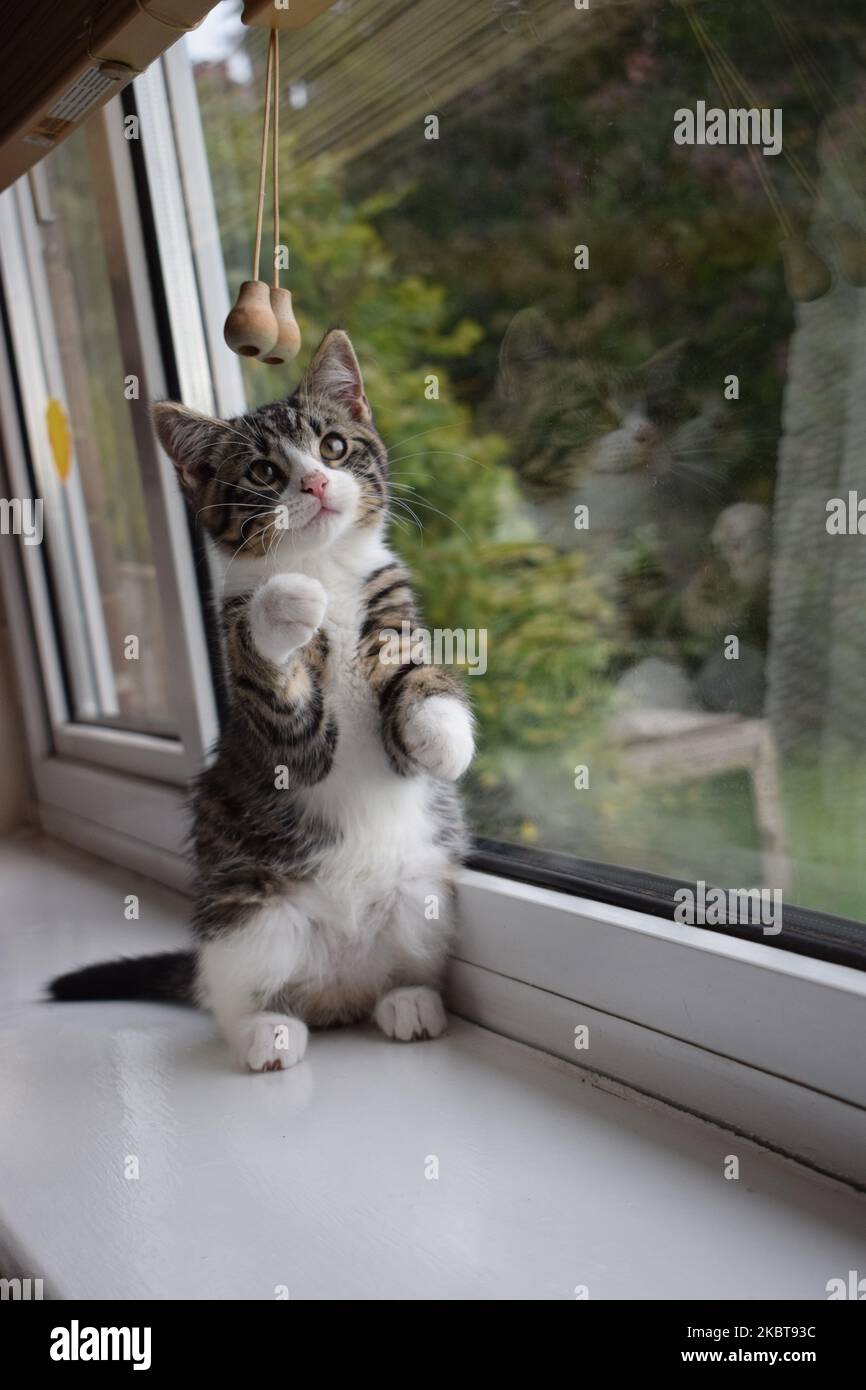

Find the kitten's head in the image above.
[
  {"left": 152, "top": 330, "right": 387, "bottom": 559},
  {"left": 498, "top": 308, "right": 730, "bottom": 497}
]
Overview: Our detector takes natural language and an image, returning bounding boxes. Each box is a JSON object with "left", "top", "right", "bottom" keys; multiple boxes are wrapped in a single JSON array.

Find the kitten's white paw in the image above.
[
  {"left": 404, "top": 694, "right": 474, "bottom": 780},
  {"left": 236, "top": 1012, "right": 308, "bottom": 1072},
  {"left": 249, "top": 574, "right": 327, "bottom": 665},
  {"left": 374, "top": 986, "right": 447, "bottom": 1042}
]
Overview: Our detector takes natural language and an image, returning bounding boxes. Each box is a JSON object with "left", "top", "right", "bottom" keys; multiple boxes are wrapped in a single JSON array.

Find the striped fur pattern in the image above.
[{"left": 50, "top": 331, "right": 473, "bottom": 1072}]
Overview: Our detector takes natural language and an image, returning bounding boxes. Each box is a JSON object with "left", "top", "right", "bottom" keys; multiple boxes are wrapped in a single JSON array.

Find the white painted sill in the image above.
[
  {"left": 34, "top": 761, "right": 866, "bottom": 1191},
  {"left": 1, "top": 831, "right": 865, "bottom": 1301}
]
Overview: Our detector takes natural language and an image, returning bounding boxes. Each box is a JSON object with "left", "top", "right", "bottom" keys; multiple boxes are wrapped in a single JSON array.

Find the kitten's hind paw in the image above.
[{"left": 374, "top": 986, "right": 447, "bottom": 1041}]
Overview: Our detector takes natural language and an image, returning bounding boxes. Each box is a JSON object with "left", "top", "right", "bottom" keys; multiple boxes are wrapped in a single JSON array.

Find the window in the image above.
[
  {"left": 187, "top": 1, "right": 866, "bottom": 931},
  {"left": 35, "top": 130, "right": 177, "bottom": 735},
  {"left": 0, "top": 101, "right": 217, "bottom": 786},
  {"left": 0, "top": 0, "right": 863, "bottom": 957}
]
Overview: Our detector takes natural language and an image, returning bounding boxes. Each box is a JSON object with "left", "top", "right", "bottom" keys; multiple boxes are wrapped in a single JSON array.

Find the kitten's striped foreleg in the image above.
[
  {"left": 358, "top": 562, "right": 475, "bottom": 779},
  {"left": 223, "top": 579, "right": 337, "bottom": 783}
]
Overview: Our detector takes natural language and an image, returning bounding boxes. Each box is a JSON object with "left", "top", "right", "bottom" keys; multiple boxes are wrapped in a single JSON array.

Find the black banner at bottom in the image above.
[{"left": 1, "top": 1297, "right": 862, "bottom": 1373}]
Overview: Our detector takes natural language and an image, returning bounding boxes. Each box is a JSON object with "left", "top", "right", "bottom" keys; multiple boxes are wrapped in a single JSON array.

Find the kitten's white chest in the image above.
[{"left": 322, "top": 582, "right": 378, "bottom": 745}]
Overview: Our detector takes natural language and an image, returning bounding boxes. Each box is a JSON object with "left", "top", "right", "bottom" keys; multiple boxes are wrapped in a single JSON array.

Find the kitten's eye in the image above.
[
  {"left": 246, "top": 459, "right": 277, "bottom": 487},
  {"left": 320, "top": 432, "right": 347, "bottom": 462}
]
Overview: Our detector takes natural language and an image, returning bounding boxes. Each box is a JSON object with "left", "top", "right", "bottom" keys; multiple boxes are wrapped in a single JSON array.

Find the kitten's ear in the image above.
[
  {"left": 152, "top": 401, "right": 222, "bottom": 494},
  {"left": 298, "top": 329, "right": 372, "bottom": 423},
  {"left": 498, "top": 307, "right": 552, "bottom": 401}
]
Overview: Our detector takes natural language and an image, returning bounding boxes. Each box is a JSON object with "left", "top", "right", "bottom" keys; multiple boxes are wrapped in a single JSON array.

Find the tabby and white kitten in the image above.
[
  {"left": 497, "top": 307, "right": 750, "bottom": 578},
  {"left": 50, "top": 330, "right": 474, "bottom": 1072}
]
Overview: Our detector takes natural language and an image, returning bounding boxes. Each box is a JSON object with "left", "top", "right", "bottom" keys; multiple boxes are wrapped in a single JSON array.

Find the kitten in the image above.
[
  {"left": 49, "top": 330, "right": 475, "bottom": 1072},
  {"left": 497, "top": 307, "right": 751, "bottom": 578}
]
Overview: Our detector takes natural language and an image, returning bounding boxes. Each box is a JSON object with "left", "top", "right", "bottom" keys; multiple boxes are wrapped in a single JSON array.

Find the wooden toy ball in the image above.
[
  {"left": 224, "top": 280, "right": 279, "bottom": 357},
  {"left": 261, "top": 287, "right": 301, "bottom": 365}
]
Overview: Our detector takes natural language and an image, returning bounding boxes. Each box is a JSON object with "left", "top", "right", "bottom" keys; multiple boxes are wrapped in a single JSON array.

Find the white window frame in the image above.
[
  {"left": 0, "top": 48, "right": 863, "bottom": 1193},
  {"left": 0, "top": 94, "right": 218, "bottom": 789}
]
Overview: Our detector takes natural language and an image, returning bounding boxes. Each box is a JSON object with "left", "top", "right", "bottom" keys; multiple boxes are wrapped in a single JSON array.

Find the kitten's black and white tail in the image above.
[{"left": 48, "top": 951, "right": 195, "bottom": 1005}]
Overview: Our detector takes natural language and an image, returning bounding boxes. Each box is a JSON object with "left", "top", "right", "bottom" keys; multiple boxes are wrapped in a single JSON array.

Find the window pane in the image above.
[
  {"left": 36, "top": 126, "right": 177, "bottom": 736},
  {"left": 189, "top": 1, "right": 866, "bottom": 924}
]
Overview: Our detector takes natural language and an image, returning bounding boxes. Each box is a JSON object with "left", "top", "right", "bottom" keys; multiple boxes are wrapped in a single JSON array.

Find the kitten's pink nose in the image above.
[
  {"left": 634, "top": 421, "right": 660, "bottom": 446},
  {"left": 302, "top": 471, "right": 329, "bottom": 502}
]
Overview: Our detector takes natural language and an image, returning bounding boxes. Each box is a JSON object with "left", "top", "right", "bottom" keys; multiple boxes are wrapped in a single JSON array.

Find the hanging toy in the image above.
[
  {"left": 224, "top": 28, "right": 301, "bottom": 365},
  {"left": 780, "top": 236, "right": 833, "bottom": 303}
]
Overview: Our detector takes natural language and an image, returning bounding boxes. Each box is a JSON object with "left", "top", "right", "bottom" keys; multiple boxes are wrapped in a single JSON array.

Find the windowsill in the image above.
[{"left": 1, "top": 830, "right": 864, "bottom": 1301}]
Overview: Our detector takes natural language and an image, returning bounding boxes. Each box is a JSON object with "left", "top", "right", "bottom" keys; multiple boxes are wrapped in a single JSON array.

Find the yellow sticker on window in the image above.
[{"left": 46, "top": 398, "right": 72, "bottom": 482}]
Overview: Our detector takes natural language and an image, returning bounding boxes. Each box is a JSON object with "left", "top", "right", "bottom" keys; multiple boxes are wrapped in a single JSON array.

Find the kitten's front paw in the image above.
[
  {"left": 236, "top": 1012, "right": 308, "bottom": 1072},
  {"left": 404, "top": 694, "right": 474, "bottom": 780},
  {"left": 248, "top": 574, "right": 327, "bottom": 665},
  {"left": 374, "top": 986, "right": 447, "bottom": 1041}
]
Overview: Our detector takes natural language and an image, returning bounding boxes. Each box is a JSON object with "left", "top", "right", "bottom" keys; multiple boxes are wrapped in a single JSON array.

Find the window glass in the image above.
[
  {"left": 37, "top": 126, "right": 177, "bottom": 735},
  {"left": 189, "top": 0, "right": 866, "bottom": 923}
]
